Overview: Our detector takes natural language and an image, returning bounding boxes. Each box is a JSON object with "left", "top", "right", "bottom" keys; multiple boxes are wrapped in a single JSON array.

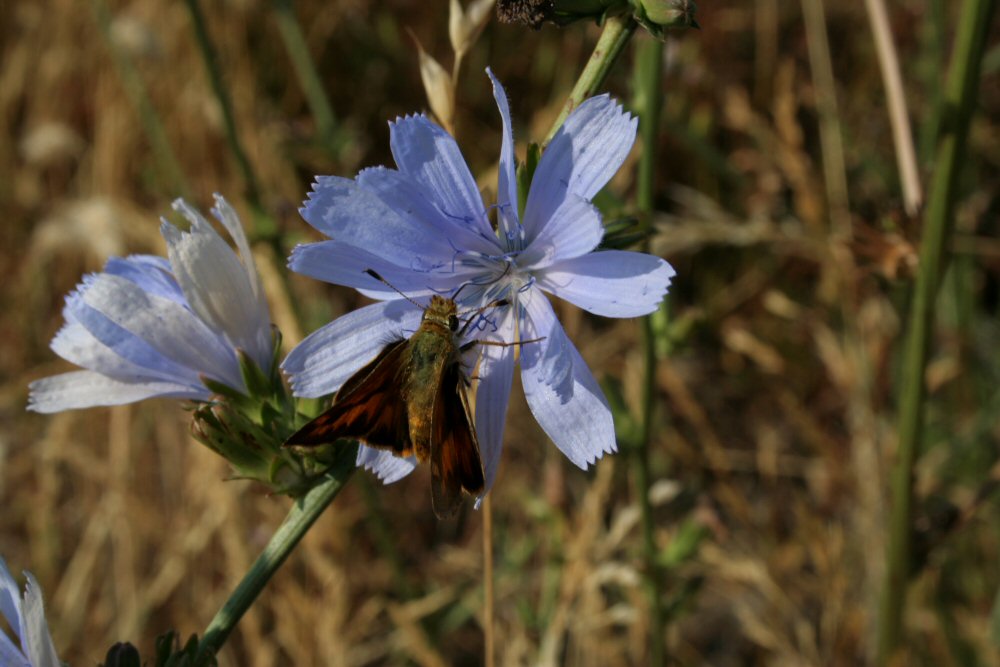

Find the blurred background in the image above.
[{"left": 2, "top": 0, "right": 999, "bottom": 665}]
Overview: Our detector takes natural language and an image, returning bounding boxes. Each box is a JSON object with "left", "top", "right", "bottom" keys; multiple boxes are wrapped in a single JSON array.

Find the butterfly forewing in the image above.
[{"left": 285, "top": 339, "right": 414, "bottom": 457}]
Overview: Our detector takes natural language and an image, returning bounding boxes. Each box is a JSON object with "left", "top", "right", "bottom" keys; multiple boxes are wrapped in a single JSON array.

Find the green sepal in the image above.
[
  {"left": 200, "top": 377, "right": 249, "bottom": 407},
  {"left": 153, "top": 631, "right": 212, "bottom": 667},
  {"left": 238, "top": 351, "right": 270, "bottom": 399}
]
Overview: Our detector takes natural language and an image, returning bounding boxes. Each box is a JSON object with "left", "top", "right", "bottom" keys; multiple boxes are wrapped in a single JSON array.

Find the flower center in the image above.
[{"left": 450, "top": 248, "right": 532, "bottom": 309}]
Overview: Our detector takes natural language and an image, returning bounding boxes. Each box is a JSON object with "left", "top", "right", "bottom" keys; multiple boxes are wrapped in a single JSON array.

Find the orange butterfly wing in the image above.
[
  {"left": 430, "top": 362, "right": 486, "bottom": 518},
  {"left": 284, "top": 340, "right": 414, "bottom": 457}
]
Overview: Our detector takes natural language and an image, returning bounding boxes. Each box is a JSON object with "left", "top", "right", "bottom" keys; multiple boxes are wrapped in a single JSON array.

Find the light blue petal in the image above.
[
  {"left": 209, "top": 195, "right": 274, "bottom": 370},
  {"left": 27, "top": 371, "right": 208, "bottom": 413},
  {"left": 523, "top": 95, "right": 637, "bottom": 241},
  {"left": 486, "top": 68, "right": 522, "bottom": 243},
  {"left": 282, "top": 300, "right": 423, "bottom": 398},
  {"left": 389, "top": 114, "right": 493, "bottom": 239},
  {"left": 104, "top": 255, "right": 184, "bottom": 303},
  {"left": 519, "top": 294, "right": 616, "bottom": 468},
  {"left": 519, "top": 194, "right": 603, "bottom": 269},
  {"left": 0, "top": 556, "right": 24, "bottom": 643},
  {"left": 164, "top": 199, "right": 272, "bottom": 373},
  {"left": 356, "top": 446, "right": 417, "bottom": 484},
  {"left": 79, "top": 274, "right": 244, "bottom": 391},
  {"left": 0, "top": 634, "right": 29, "bottom": 667},
  {"left": 302, "top": 174, "right": 485, "bottom": 266},
  {"left": 50, "top": 321, "right": 202, "bottom": 387},
  {"left": 21, "top": 573, "right": 61, "bottom": 667},
  {"left": 355, "top": 167, "right": 500, "bottom": 257},
  {"left": 473, "top": 308, "right": 517, "bottom": 493},
  {"left": 64, "top": 289, "right": 205, "bottom": 387},
  {"left": 536, "top": 250, "right": 675, "bottom": 317},
  {"left": 288, "top": 241, "right": 470, "bottom": 300}
]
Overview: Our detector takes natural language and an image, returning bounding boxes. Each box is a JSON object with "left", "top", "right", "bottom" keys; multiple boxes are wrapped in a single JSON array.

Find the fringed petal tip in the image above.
[{"left": 357, "top": 447, "right": 417, "bottom": 485}]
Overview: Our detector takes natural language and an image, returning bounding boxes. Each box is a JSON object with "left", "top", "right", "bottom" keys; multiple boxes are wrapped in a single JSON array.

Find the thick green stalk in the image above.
[
  {"left": 194, "top": 449, "right": 356, "bottom": 665},
  {"left": 182, "top": 0, "right": 264, "bottom": 213},
  {"left": 877, "top": 0, "right": 996, "bottom": 662},
  {"left": 542, "top": 16, "right": 638, "bottom": 145},
  {"left": 634, "top": 35, "right": 666, "bottom": 667}
]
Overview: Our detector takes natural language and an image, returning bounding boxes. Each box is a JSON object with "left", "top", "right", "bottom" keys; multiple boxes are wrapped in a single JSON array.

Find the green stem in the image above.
[
  {"left": 182, "top": 0, "right": 265, "bottom": 214},
  {"left": 271, "top": 0, "right": 339, "bottom": 150},
  {"left": 877, "top": 0, "right": 996, "bottom": 662},
  {"left": 94, "top": 0, "right": 191, "bottom": 200},
  {"left": 634, "top": 35, "right": 666, "bottom": 667},
  {"left": 195, "top": 450, "right": 356, "bottom": 665},
  {"left": 542, "top": 15, "right": 638, "bottom": 146}
]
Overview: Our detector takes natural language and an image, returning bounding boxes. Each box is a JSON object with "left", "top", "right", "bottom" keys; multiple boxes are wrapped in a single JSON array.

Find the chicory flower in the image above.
[
  {"left": 28, "top": 195, "right": 272, "bottom": 413},
  {"left": 283, "top": 70, "right": 674, "bottom": 491}
]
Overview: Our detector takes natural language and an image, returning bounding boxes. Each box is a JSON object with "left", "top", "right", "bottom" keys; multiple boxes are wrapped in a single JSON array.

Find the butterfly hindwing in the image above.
[
  {"left": 285, "top": 340, "right": 414, "bottom": 457},
  {"left": 430, "top": 362, "right": 486, "bottom": 518}
]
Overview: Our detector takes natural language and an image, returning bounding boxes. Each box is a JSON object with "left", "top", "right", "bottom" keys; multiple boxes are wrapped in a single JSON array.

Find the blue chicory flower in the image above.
[
  {"left": 283, "top": 70, "right": 674, "bottom": 491},
  {"left": 0, "top": 556, "right": 61, "bottom": 667},
  {"left": 28, "top": 195, "right": 272, "bottom": 413}
]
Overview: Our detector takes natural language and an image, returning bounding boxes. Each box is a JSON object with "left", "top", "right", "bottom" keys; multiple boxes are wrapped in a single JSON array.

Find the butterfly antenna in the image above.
[{"left": 364, "top": 269, "right": 425, "bottom": 310}]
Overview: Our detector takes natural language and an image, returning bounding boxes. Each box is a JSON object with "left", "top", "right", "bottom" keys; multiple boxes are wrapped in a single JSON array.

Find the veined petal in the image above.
[
  {"left": 27, "top": 371, "right": 207, "bottom": 413},
  {"left": 164, "top": 199, "right": 271, "bottom": 371},
  {"left": 389, "top": 114, "right": 492, "bottom": 238},
  {"left": 20, "top": 574, "right": 60, "bottom": 667},
  {"left": 523, "top": 95, "right": 636, "bottom": 240},
  {"left": 302, "top": 174, "right": 487, "bottom": 265},
  {"left": 0, "top": 636, "right": 29, "bottom": 667},
  {"left": 80, "top": 274, "right": 244, "bottom": 390},
  {"left": 518, "top": 293, "right": 574, "bottom": 399},
  {"left": 486, "top": 68, "right": 521, "bottom": 241},
  {"left": 519, "top": 194, "right": 603, "bottom": 268},
  {"left": 282, "top": 300, "right": 423, "bottom": 398},
  {"left": 474, "top": 310, "right": 517, "bottom": 493},
  {"left": 288, "top": 241, "right": 473, "bottom": 300},
  {"left": 210, "top": 194, "right": 273, "bottom": 367},
  {"left": 536, "top": 250, "right": 675, "bottom": 317},
  {"left": 63, "top": 291, "right": 205, "bottom": 386},
  {"left": 355, "top": 167, "right": 500, "bottom": 257},
  {"left": 104, "top": 255, "right": 184, "bottom": 304},
  {"left": 356, "top": 446, "right": 417, "bottom": 484},
  {"left": 50, "top": 320, "right": 199, "bottom": 386},
  {"left": 520, "top": 294, "right": 616, "bottom": 468}
]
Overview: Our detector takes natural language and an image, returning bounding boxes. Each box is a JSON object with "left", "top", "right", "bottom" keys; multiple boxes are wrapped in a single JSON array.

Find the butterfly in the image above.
[{"left": 285, "top": 270, "right": 506, "bottom": 518}]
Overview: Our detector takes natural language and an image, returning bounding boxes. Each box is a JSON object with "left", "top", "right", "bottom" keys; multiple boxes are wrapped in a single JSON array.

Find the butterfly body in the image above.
[{"left": 286, "top": 294, "right": 486, "bottom": 517}]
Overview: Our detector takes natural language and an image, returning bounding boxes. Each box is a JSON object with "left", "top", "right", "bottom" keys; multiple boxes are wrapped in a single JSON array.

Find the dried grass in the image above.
[{"left": 2, "top": 1, "right": 998, "bottom": 665}]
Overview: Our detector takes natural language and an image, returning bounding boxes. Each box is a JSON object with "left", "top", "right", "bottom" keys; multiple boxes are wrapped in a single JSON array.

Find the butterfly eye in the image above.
[{"left": 448, "top": 315, "right": 459, "bottom": 331}]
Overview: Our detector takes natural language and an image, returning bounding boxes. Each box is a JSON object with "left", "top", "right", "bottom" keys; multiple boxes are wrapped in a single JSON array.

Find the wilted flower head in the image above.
[
  {"left": 0, "top": 556, "right": 61, "bottom": 667},
  {"left": 283, "top": 70, "right": 674, "bottom": 493},
  {"left": 28, "top": 195, "right": 273, "bottom": 413}
]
